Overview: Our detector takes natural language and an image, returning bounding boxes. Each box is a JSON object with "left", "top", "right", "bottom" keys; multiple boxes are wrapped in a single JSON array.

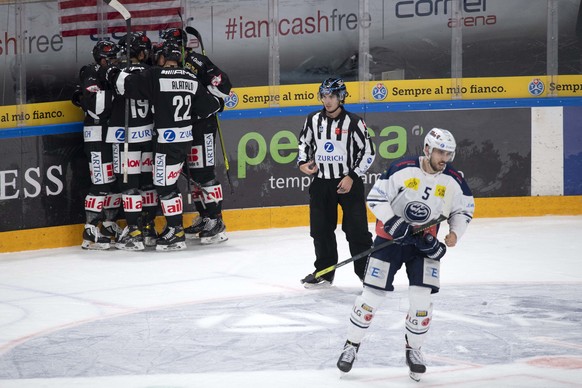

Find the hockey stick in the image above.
[
  {"left": 103, "top": 0, "right": 131, "bottom": 183},
  {"left": 312, "top": 215, "right": 448, "bottom": 279},
  {"left": 185, "top": 26, "right": 234, "bottom": 193}
]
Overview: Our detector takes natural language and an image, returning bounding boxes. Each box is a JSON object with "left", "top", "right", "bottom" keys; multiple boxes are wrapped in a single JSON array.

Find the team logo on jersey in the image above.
[
  {"left": 225, "top": 91, "right": 239, "bottom": 109},
  {"left": 404, "top": 201, "right": 431, "bottom": 223},
  {"left": 371, "top": 83, "right": 388, "bottom": 101},
  {"left": 324, "top": 142, "right": 335, "bottom": 152},
  {"left": 528, "top": 78, "right": 545, "bottom": 96},
  {"left": 335, "top": 127, "right": 341, "bottom": 135},
  {"left": 318, "top": 125, "right": 324, "bottom": 133},
  {"left": 163, "top": 130, "right": 176, "bottom": 142},
  {"left": 211, "top": 74, "right": 223, "bottom": 87},
  {"left": 115, "top": 128, "right": 125, "bottom": 142}
]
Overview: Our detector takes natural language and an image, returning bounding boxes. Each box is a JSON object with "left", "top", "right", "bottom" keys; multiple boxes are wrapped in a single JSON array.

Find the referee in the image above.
[{"left": 297, "top": 78, "right": 376, "bottom": 288}]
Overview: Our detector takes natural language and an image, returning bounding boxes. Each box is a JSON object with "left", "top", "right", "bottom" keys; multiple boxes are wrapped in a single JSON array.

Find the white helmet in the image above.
[{"left": 424, "top": 128, "right": 456, "bottom": 161}]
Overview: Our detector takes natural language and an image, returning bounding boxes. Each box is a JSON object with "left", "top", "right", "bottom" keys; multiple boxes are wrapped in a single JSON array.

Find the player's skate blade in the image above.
[{"left": 200, "top": 232, "right": 228, "bottom": 245}]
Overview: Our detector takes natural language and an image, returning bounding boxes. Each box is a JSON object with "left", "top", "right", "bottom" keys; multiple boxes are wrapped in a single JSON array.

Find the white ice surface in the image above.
[{"left": 0, "top": 216, "right": 581, "bottom": 387}]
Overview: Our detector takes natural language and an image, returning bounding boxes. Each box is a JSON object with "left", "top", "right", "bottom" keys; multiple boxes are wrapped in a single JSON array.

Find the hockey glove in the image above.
[
  {"left": 71, "top": 87, "right": 83, "bottom": 108},
  {"left": 383, "top": 215, "right": 413, "bottom": 241},
  {"left": 416, "top": 233, "right": 447, "bottom": 260}
]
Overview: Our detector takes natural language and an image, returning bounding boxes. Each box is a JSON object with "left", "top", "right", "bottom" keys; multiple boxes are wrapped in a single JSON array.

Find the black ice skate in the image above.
[
  {"left": 116, "top": 225, "right": 145, "bottom": 251},
  {"left": 337, "top": 340, "right": 359, "bottom": 373},
  {"left": 142, "top": 221, "right": 158, "bottom": 247},
  {"left": 405, "top": 345, "right": 427, "bottom": 382},
  {"left": 101, "top": 221, "right": 123, "bottom": 242},
  {"left": 300, "top": 273, "right": 333, "bottom": 289},
  {"left": 156, "top": 226, "right": 187, "bottom": 251},
  {"left": 184, "top": 216, "right": 206, "bottom": 240},
  {"left": 198, "top": 217, "right": 228, "bottom": 245},
  {"left": 81, "top": 224, "right": 111, "bottom": 250}
]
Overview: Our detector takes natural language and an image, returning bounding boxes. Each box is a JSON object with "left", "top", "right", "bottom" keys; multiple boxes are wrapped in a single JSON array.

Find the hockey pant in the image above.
[
  {"left": 111, "top": 142, "right": 154, "bottom": 226},
  {"left": 187, "top": 119, "right": 224, "bottom": 219},
  {"left": 153, "top": 142, "right": 190, "bottom": 227},
  {"left": 84, "top": 137, "right": 115, "bottom": 225}
]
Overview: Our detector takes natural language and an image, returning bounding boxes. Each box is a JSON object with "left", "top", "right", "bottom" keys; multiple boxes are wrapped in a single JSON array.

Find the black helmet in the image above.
[
  {"left": 92, "top": 40, "right": 119, "bottom": 63},
  {"left": 319, "top": 77, "right": 348, "bottom": 102},
  {"left": 160, "top": 39, "right": 183, "bottom": 62},
  {"left": 118, "top": 32, "right": 152, "bottom": 59},
  {"left": 160, "top": 28, "right": 187, "bottom": 46}
]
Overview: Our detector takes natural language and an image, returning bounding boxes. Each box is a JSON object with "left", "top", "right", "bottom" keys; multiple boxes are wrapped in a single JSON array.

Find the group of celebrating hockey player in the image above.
[
  {"left": 73, "top": 28, "right": 231, "bottom": 251},
  {"left": 297, "top": 79, "right": 475, "bottom": 381}
]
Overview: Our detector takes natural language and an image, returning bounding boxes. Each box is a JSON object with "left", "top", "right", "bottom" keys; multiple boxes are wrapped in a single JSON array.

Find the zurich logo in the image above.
[
  {"left": 528, "top": 79, "right": 544, "bottom": 96},
  {"left": 404, "top": 201, "right": 431, "bottom": 223},
  {"left": 225, "top": 91, "right": 239, "bottom": 109},
  {"left": 115, "top": 128, "right": 125, "bottom": 141},
  {"left": 371, "top": 83, "right": 388, "bottom": 101},
  {"left": 164, "top": 130, "right": 176, "bottom": 142},
  {"left": 324, "top": 142, "right": 335, "bottom": 152}
]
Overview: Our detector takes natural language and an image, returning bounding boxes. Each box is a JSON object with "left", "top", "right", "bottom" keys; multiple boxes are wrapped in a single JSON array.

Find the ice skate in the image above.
[
  {"left": 81, "top": 224, "right": 111, "bottom": 250},
  {"left": 142, "top": 221, "right": 158, "bottom": 247},
  {"left": 184, "top": 215, "right": 206, "bottom": 240},
  {"left": 199, "top": 217, "right": 228, "bottom": 245},
  {"left": 300, "top": 273, "right": 333, "bottom": 289},
  {"left": 337, "top": 340, "right": 359, "bottom": 373},
  {"left": 101, "top": 220, "right": 123, "bottom": 242},
  {"left": 116, "top": 225, "right": 145, "bottom": 251},
  {"left": 405, "top": 345, "right": 426, "bottom": 382},
  {"left": 156, "top": 226, "right": 187, "bottom": 251}
]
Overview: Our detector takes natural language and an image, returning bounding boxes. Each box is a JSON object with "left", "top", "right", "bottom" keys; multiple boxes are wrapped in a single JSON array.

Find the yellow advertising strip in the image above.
[
  {"left": 0, "top": 101, "right": 84, "bottom": 129},
  {"left": 225, "top": 75, "right": 582, "bottom": 110},
  {"left": 3, "top": 75, "right": 582, "bottom": 125},
  {"left": 1, "top": 196, "right": 580, "bottom": 253}
]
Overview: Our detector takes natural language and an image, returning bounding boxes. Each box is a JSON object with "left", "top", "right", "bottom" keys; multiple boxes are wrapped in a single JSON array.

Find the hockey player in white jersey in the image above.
[{"left": 336, "top": 128, "right": 475, "bottom": 381}]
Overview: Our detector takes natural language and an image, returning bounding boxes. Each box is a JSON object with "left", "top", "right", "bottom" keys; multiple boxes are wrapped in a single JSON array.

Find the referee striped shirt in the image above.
[{"left": 297, "top": 107, "right": 375, "bottom": 179}]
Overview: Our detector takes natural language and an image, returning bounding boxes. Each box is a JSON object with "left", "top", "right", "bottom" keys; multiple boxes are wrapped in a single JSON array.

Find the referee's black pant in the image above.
[{"left": 309, "top": 176, "right": 373, "bottom": 282}]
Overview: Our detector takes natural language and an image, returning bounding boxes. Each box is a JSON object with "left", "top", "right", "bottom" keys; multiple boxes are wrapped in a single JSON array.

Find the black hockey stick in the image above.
[
  {"left": 313, "top": 215, "right": 448, "bottom": 279},
  {"left": 103, "top": 0, "right": 131, "bottom": 183},
  {"left": 185, "top": 26, "right": 233, "bottom": 193}
]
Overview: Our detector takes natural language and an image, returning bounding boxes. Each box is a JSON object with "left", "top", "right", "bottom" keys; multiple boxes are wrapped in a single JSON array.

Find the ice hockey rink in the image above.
[{"left": 1, "top": 215, "right": 581, "bottom": 388}]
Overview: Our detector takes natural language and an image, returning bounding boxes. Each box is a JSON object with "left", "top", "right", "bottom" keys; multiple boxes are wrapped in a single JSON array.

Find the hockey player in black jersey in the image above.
[
  {"left": 183, "top": 46, "right": 232, "bottom": 244},
  {"left": 107, "top": 40, "right": 224, "bottom": 251},
  {"left": 107, "top": 32, "right": 156, "bottom": 251},
  {"left": 73, "top": 40, "right": 120, "bottom": 250}
]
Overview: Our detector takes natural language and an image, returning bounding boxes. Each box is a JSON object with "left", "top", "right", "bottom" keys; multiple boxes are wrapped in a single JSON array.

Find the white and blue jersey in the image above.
[{"left": 367, "top": 156, "right": 474, "bottom": 240}]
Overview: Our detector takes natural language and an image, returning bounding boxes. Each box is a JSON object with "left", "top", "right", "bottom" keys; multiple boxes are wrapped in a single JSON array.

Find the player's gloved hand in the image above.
[
  {"left": 71, "top": 87, "right": 83, "bottom": 108},
  {"left": 383, "top": 215, "right": 413, "bottom": 241},
  {"left": 416, "top": 233, "right": 447, "bottom": 260},
  {"left": 105, "top": 67, "right": 121, "bottom": 84}
]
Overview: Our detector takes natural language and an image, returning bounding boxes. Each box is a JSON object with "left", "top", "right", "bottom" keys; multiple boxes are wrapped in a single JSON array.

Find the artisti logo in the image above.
[{"left": 225, "top": 91, "right": 239, "bottom": 109}]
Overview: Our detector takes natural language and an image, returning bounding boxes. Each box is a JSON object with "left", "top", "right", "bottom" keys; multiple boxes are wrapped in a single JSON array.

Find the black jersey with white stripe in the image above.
[
  {"left": 115, "top": 66, "right": 223, "bottom": 144},
  {"left": 297, "top": 107, "right": 375, "bottom": 179}
]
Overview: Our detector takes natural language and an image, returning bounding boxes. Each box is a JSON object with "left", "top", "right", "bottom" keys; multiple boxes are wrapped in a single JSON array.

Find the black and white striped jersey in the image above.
[{"left": 297, "top": 107, "right": 375, "bottom": 179}]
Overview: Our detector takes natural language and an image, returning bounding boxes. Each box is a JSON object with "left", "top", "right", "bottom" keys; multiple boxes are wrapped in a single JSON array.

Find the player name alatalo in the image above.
[
  {"left": 159, "top": 76, "right": 197, "bottom": 92},
  {"left": 171, "top": 80, "right": 195, "bottom": 90}
]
